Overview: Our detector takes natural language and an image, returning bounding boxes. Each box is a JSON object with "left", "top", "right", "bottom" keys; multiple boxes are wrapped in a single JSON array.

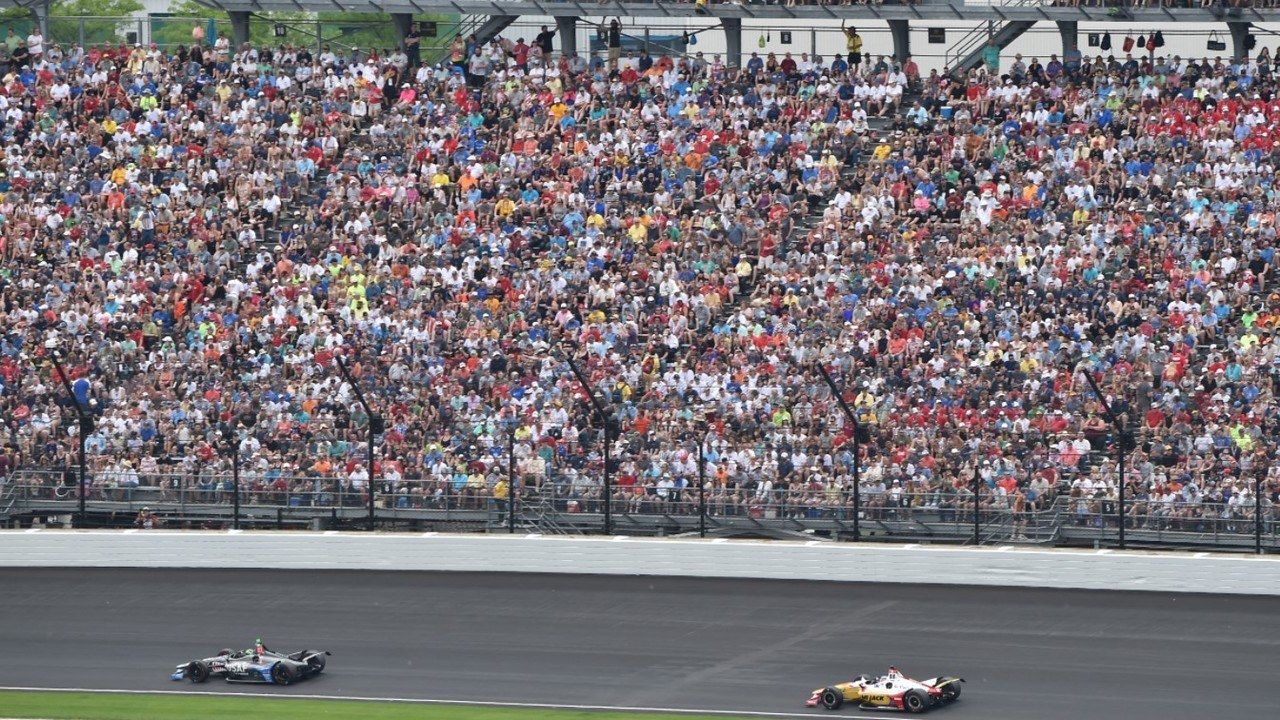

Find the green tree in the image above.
[
  {"left": 148, "top": 4, "right": 453, "bottom": 54},
  {"left": 48, "top": 0, "right": 145, "bottom": 48}
]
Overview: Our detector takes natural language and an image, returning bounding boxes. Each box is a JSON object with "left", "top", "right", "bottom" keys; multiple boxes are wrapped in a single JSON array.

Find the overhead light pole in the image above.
[
  {"left": 562, "top": 353, "right": 615, "bottom": 535},
  {"left": 816, "top": 363, "right": 864, "bottom": 541},
  {"left": 334, "top": 354, "right": 381, "bottom": 532},
  {"left": 1079, "top": 366, "right": 1130, "bottom": 550},
  {"left": 47, "top": 352, "right": 92, "bottom": 528}
]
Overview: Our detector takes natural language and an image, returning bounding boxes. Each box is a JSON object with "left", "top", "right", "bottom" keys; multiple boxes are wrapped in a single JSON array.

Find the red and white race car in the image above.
[{"left": 805, "top": 667, "right": 963, "bottom": 713}]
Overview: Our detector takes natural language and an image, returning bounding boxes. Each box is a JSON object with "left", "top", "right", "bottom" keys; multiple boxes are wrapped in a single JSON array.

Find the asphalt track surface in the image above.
[{"left": 0, "top": 569, "right": 1277, "bottom": 720}]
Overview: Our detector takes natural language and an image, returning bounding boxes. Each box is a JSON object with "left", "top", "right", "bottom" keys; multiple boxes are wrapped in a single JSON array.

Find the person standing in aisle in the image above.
[
  {"left": 843, "top": 24, "right": 862, "bottom": 72},
  {"left": 607, "top": 19, "right": 622, "bottom": 70}
]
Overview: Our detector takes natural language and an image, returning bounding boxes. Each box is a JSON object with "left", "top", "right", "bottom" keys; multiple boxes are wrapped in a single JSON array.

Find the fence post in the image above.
[
  {"left": 972, "top": 464, "right": 980, "bottom": 545},
  {"left": 697, "top": 438, "right": 706, "bottom": 539},
  {"left": 229, "top": 432, "right": 240, "bottom": 531},
  {"left": 852, "top": 424, "right": 861, "bottom": 541},
  {"left": 508, "top": 423, "right": 516, "bottom": 534},
  {"left": 79, "top": 20, "right": 85, "bottom": 50},
  {"left": 1116, "top": 430, "right": 1126, "bottom": 550},
  {"left": 1256, "top": 470, "right": 1263, "bottom": 555},
  {"left": 603, "top": 427, "right": 612, "bottom": 534}
]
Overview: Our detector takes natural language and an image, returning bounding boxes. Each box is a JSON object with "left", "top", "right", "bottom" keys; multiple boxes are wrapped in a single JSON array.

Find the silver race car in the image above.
[{"left": 171, "top": 639, "right": 328, "bottom": 685}]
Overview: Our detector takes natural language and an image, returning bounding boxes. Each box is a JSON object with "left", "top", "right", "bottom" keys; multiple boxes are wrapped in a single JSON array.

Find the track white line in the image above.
[{"left": 0, "top": 686, "right": 867, "bottom": 719}]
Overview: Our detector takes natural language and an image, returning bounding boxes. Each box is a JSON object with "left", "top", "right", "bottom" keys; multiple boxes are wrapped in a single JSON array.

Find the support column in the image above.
[
  {"left": 1229, "top": 21, "right": 1252, "bottom": 62},
  {"left": 391, "top": 13, "right": 412, "bottom": 48},
  {"left": 1056, "top": 20, "right": 1078, "bottom": 56},
  {"left": 31, "top": 0, "right": 49, "bottom": 37},
  {"left": 723, "top": 17, "right": 742, "bottom": 68},
  {"left": 556, "top": 16, "right": 576, "bottom": 57},
  {"left": 888, "top": 19, "right": 910, "bottom": 63},
  {"left": 228, "top": 10, "right": 250, "bottom": 50}
]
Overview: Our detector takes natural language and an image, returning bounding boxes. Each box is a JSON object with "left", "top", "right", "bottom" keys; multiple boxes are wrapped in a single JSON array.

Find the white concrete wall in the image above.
[
  {"left": 498, "top": 17, "right": 1280, "bottom": 74},
  {"left": 4, "top": 530, "right": 1279, "bottom": 595}
]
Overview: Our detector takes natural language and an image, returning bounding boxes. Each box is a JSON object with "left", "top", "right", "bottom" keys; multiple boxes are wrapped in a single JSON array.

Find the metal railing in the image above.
[
  {"left": 943, "top": 0, "right": 1037, "bottom": 74},
  {"left": 6, "top": 468, "right": 1275, "bottom": 552}
]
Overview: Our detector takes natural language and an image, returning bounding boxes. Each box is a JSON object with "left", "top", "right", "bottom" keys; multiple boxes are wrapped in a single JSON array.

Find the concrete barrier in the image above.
[{"left": 2, "top": 530, "right": 1278, "bottom": 595}]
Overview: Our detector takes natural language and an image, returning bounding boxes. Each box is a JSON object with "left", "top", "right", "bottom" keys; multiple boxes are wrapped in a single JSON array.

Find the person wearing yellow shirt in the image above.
[
  {"left": 844, "top": 25, "right": 864, "bottom": 67},
  {"left": 872, "top": 142, "right": 892, "bottom": 162},
  {"left": 627, "top": 219, "right": 648, "bottom": 244},
  {"left": 350, "top": 294, "right": 369, "bottom": 319},
  {"left": 432, "top": 170, "right": 454, "bottom": 201},
  {"left": 586, "top": 211, "right": 605, "bottom": 229},
  {"left": 347, "top": 280, "right": 366, "bottom": 304},
  {"left": 102, "top": 117, "right": 118, "bottom": 135},
  {"left": 495, "top": 196, "right": 515, "bottom": 218}
]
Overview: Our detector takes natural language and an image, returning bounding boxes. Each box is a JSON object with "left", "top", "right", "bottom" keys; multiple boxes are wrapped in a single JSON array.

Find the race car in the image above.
[
  {"left": 805, "top": 667, "right": 963, "bottom": 713},
  {"left": 171, "top": 639, "right": 329, "bottom": 685}
]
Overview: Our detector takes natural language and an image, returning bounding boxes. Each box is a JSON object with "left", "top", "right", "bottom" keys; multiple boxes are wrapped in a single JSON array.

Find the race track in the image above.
[{"left": 0, "top": 569, "right": 1276, "bottom": 720}]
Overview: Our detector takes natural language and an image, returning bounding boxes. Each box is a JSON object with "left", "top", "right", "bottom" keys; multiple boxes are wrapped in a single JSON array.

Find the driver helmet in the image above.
[{"left": 218, "top": 648, "right": 233, "bottom": 656}]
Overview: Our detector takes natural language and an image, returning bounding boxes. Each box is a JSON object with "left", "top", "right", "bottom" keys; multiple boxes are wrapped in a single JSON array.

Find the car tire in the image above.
[
  {"left": 820, "top": 687, "right": 844, "bottom": 710},
  {"left": 186, "top": 661, "right": 210, "bottom": 684},
  {"left": 271, "top": 662, "right": 299, "bottom": 686},
  {"left": 941, "top": 680, "right": 961, "bottom": 702},
  {"left": 307, "top": 654, "right": 326, "bottom": 675},
  {"left": 903, "top": 689, "right": 929, "bottom": 713}
]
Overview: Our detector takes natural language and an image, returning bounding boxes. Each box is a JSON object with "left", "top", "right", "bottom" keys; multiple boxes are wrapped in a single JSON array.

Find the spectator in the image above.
[
  {"left": 134, "top": 507, "right": 161, "bottom": 529},
  {"left": 843, "top": 24, "right": 862, "bottom": 70},
  {"left": 0, "top": 27, "right": 1276, "bottom": 540}
]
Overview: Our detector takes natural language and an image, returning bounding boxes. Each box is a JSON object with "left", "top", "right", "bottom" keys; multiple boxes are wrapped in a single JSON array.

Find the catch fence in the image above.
[{"left": 4, "top": 467, "right": 1275, "bottom": 552}]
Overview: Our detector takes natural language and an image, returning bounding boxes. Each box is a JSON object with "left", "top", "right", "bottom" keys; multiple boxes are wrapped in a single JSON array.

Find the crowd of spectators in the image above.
[{"left": 0, "top": 23, "right": 1276, "bottom": 536}]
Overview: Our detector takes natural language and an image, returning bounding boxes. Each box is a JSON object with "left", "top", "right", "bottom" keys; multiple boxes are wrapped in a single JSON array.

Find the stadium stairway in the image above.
[
  {"left": 786, "top": 91, "right": 916, "bottom": 246},
  {"left": 944, "top": 17, "right": 1037, "bottom": 77}
]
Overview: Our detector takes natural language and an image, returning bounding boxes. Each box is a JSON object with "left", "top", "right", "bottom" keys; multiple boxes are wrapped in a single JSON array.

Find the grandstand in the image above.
[{"left": 0, "top": 0, "right": 1276, "bottom": 552}]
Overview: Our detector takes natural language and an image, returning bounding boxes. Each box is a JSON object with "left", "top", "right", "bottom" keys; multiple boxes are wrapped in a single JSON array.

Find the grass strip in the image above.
[{"left": 0, "top": 690, "right": 760, "bottom": 720}]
